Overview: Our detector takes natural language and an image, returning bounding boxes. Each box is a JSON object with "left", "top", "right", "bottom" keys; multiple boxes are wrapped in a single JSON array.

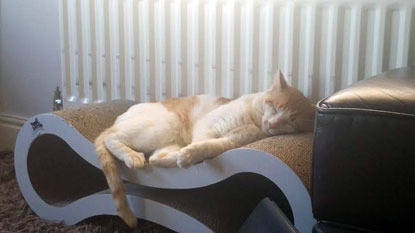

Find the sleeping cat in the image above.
[{"left": 94, "top": 70, "right": 315, "bottom": 227}]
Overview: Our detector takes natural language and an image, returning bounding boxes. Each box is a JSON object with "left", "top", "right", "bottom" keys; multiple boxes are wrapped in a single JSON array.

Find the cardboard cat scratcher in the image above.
[{"left": 14, "top": 100, "right": 315, "bottom": 233}]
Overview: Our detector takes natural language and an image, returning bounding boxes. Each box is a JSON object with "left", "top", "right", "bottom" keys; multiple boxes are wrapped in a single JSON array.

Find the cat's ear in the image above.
[{"left": 272, "top": 69, "right": 288, "bottom": 91}]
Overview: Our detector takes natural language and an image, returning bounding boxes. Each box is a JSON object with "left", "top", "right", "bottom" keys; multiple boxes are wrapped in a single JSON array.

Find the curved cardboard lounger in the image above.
[{"left": 14, "top": 100, "right": 315, "bottom": 233}]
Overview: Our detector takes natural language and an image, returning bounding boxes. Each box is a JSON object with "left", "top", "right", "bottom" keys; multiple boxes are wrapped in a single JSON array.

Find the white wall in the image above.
[{"left": 0, "top": 0, "right": 61, "bottom": 150}]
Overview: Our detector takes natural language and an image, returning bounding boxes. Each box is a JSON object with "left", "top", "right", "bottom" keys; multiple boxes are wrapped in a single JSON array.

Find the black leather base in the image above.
[
  {"left": 313, "top": 221, "right": 381, "bottom": 233},
  {"left": 311, "top": 67, "right": 415, "bottom": 232}
]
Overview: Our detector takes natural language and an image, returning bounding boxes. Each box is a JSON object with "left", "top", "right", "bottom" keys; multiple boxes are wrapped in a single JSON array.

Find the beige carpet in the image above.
[{"left": 0, "top": 151, "right": 173, "bottom": 233}]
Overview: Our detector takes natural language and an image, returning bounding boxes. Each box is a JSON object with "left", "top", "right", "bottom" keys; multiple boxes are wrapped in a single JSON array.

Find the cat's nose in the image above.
[
  {"left": 263, "top": 120, "right": 269, "bottom": 127},
  {"left": 269, "top": 118, "right": 287, "bottom": 128}
]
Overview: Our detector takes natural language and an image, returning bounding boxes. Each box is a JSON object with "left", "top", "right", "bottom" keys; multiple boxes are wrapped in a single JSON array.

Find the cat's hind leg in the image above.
[
  {"left": 149, "top": 144, "right": 182, "bottom": 168},
  {"left": 104, "top": 130, "right": 146, "bottom": 169}
]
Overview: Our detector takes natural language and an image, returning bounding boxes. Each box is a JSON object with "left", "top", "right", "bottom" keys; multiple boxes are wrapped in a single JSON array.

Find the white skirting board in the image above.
[
  {"left": 0, "top": 114, "right": 26, "bottom": 150},
  {"left": 14, "top": 110, "right": 314, "bottom": 232}
]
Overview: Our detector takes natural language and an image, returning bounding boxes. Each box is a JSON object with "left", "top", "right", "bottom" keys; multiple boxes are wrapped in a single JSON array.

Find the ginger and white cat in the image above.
[{"left": 94, "top": 71, "right": 315, "bottom": 227}]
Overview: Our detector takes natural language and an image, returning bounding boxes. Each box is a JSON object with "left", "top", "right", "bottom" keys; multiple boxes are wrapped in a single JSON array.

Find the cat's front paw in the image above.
[
  {"left": 149, "top": 152, "right": 179, "bottom": 168},
  {"left": 124, "top": 152, "right": 146, "bottom": 169},
  {"left": 177, "top": 154, "right": 193, "bottom": 168},
  {"left": 177, "top": 147, "right": 197, "bottom": 168}
]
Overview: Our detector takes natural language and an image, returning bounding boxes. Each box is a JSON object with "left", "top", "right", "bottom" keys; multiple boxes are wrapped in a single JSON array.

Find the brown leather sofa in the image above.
[{"left": 311, "top": 67, "right": 415, "bottom": 232}]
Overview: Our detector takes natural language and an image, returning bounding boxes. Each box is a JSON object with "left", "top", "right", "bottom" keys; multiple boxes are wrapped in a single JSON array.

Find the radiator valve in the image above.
[{"left": 53, "top": 86, "right": 63, "bottom": 111}]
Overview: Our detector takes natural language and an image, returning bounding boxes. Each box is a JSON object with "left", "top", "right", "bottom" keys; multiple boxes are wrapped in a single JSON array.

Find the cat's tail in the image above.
[{"left": 94, "top": 128, "right": 138, "bottom": 228}]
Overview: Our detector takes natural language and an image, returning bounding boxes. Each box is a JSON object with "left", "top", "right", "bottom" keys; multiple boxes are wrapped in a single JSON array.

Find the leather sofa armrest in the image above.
[{"left": 311, "top": 67, "right": 415, "bottom": 232}]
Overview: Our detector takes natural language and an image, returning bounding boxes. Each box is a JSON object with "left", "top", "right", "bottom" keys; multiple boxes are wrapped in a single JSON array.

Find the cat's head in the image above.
[{"left": 261, "top": 70, "right": 316, "bottom": 136}]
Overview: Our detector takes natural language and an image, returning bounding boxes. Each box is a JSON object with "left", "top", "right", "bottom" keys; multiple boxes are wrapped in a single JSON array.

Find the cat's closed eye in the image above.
[
  {"left": 265, "top": 101, "right": 277, "bottom": 113},
  {"left": 265, "top": 99, "right": 273, "bottom": 105},
  {"left": 265, "top": 99, "right": 277, "bottom": 108}
]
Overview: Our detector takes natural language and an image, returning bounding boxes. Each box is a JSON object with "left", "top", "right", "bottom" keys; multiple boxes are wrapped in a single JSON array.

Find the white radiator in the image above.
[{"left": 59, "top": 0, "right": 415, "bottom": 108}]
